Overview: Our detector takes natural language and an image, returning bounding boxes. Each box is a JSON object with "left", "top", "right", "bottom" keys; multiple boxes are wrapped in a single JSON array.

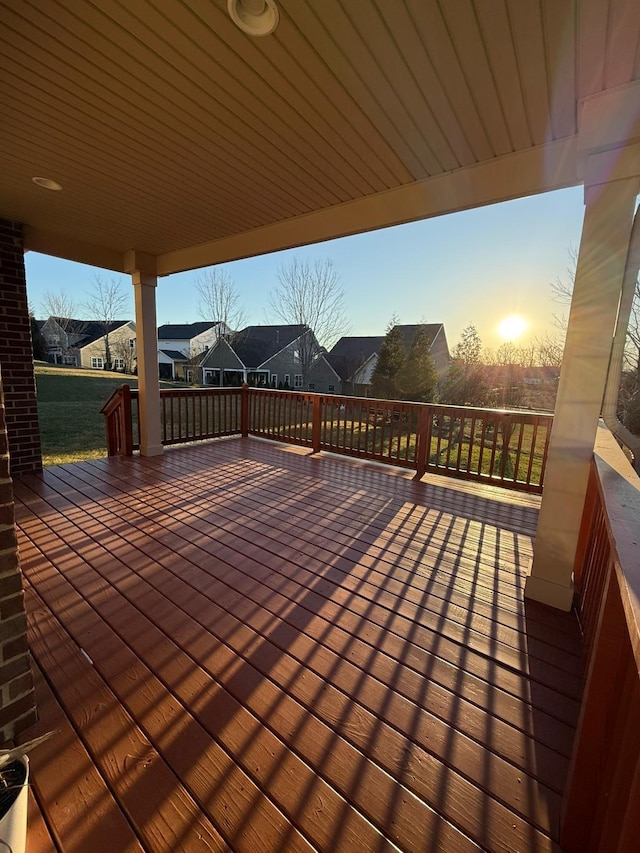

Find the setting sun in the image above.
[{"left": 498, "top": 314, "right": 527, "bottom": 341}]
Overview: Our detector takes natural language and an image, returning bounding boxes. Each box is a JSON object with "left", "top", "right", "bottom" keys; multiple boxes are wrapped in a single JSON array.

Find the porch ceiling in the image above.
[{"left": 1, "top": 0, "right": 639, "bottom": 275}]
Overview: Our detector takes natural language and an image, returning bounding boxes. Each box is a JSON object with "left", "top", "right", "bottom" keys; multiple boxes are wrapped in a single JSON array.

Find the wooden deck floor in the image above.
[{"left": 13, "top": 437, "right": 583, "bottom": 853}]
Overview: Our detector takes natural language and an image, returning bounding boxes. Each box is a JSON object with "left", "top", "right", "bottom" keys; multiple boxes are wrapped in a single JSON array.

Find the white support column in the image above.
[
  {"left": 131, "top": 270, "right": 163, "bottom": 457},
  {"left": 526, "top": 175, "right": 639, "bottom": 610}
]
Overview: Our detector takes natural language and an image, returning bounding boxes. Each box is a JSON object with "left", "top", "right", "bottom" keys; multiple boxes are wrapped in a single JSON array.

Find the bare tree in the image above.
[
  {"left": 39, "top": 290, "right": 85, "bottom": 362},
  {"left": 83, "top": 275, "right": 129, "bottom": 369},
  {"left": 533, "top": 333, "right": 565, "bottom": 368},
  {"left": 41, "top": 289, "right": 78, "bottom": 324},
  {"left": 196, "top": 267, "right": 246, "bottom": 333},
  {"left": 110, "top": 335, "right": 136, "bottom": 374},
  {"left": 551, "top": 248, "right": 640, "bottom": 435},
  {"left": 268, "top": 257, "right": 350, "bottom": 386}
]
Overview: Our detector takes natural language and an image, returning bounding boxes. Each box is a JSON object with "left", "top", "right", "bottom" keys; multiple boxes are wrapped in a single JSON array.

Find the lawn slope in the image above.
[{"left": 36, "top": 364, "right": 140, "bottom": 466}]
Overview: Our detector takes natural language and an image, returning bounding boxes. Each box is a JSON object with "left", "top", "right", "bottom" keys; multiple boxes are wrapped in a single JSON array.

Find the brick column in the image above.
[
  {"left": 0, "top": 219, "right": 42, "bottom": 476},
  {"left": 0, "top": 366, "right": 36, "bottom": 742}
]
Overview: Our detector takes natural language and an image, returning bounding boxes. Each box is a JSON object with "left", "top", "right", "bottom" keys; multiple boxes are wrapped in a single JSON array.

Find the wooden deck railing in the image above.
[
  {"left": 562, "top": 425, "right": 640, "bottom": 852},
  {"left": 102, "top": 385, "right": 242, "bottom": 454},
  {"left": 158, "top": 387, "right": 242, "bottom": 446},
  {"left": 100, "top": 384, "right": 136, "bottom": 456},
  {"left": 248, "top": 390, "right": 552, "bottom": 492},
  {"left": 103, "top": 385, "right": 553, "bottom": 492}
]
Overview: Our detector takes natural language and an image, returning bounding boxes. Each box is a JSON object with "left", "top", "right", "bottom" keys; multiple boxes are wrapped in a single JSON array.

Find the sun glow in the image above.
[{"left": 498, "top": 314, "right": 527, "bottom": 341}]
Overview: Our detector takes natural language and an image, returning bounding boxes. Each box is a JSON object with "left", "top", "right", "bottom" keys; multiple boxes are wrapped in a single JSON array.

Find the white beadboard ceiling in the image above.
[{"left": 1, "top": 0, "right": 639, "bottom": 273}]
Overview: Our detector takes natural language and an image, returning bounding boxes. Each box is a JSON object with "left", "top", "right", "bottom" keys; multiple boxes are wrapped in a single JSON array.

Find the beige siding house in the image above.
[{"left": 78, "top": 321, "right": 136, "bottom": 371}]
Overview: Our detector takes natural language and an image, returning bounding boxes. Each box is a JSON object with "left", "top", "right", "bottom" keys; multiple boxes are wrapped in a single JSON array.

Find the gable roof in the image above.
[
  {"left": 230, "top": 325, "right": 309, "bottom": 368},
  {"left": 157, "top": 322, "right": 219, "bottom": 340},
  {"left": 327, "top": 336, "right": 385, "bottom": 381},
  {"left": 45, "top": 317, "right": 132, "bottom": 348},
  {"left": 394, "top": 324, "right": 444, "bottom": 350}
]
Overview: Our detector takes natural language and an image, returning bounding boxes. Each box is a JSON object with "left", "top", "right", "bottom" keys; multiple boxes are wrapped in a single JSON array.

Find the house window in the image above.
[
  {"left": 129, "top": 339, "right": 135, "bottom": 348},
  {"left": 284, "top": 374, "right": 290, "bottom": 387},
  {"left": 91, "top": 357, "right": 104, "bottom": 369},
  {"left": 112, "top": 358, "right": 125, "bottom": 370},
  {"left": 328, "top": 384, "right": 335, "bottom": 393},
  {"left": 308, "top": 383, "right": 315, "bottom": 390},
  {"left": 49, "top": 336, "right": 60, "bottom": 346},
  {"left": 63, "top": 356, "right": 76, "bottom": 366},
  {"left": 271, "top": 373, "right": 278, "bottom": 386},
  {"left": 294, "top": 374, "right": 303, "bottom": 388},
  {"left": 186, "top": 369, "right": 193, "bottom": 383}
]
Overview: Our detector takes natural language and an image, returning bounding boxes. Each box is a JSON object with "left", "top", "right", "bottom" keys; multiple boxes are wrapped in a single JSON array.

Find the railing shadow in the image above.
[{"left": 15, "top": 437, "right": 582, "bottom": 851}]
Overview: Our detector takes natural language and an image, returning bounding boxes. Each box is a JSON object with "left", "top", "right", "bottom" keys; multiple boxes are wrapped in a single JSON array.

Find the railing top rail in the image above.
[
  {"left": 592, "top": 423, "right": 640, "bottom": 670},
  {"left": 99, "top": 383, "right": 129, "bottom": 414},
  {"left": 156, "top": 386, "right": 241, "bottom": 397},
  {"left": 246, "top": 388, "right": 553, "bottom": 419}
]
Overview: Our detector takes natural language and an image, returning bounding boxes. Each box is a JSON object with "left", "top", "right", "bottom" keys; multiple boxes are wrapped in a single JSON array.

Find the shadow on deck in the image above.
[{"left": 13, "top": 437, "right": 583, "bottom": 852}]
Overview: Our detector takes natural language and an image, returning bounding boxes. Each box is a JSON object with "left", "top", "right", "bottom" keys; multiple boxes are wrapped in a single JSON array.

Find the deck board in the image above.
[{"left": 14, "top": 437, "right": 583, "bottom": 852}]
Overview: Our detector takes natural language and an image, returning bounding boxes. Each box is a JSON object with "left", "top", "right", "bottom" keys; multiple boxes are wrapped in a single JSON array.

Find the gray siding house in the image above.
[
  {"left": 328, "top": 324, "right": 451, "bottom": 397},
  {"left": 199, "top": 325, "right": 340, "bottom": 393}
]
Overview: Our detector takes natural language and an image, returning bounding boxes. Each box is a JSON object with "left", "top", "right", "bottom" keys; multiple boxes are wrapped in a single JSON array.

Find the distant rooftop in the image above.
[{"left": 157, "top": 322, "right": 220, "bottom": 340}]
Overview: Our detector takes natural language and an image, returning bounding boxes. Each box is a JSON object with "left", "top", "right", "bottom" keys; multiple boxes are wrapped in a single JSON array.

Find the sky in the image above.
[{"left": 24, "top": 185, "right": 585, "bottom": 352}]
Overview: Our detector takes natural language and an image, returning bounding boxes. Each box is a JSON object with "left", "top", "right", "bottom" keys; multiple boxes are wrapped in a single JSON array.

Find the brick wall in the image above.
[
  {"left": 0, "top": 366, "right": 36, "bottom": 742},
  {"left": 0, "top": 218, "right": 42, "bottom": 477}
]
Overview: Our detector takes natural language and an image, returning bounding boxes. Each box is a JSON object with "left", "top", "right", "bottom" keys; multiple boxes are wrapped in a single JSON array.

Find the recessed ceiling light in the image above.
[
  {"left": 228, "top": 0, "right": 279, "bottom": 36},
  {"left": 32, "top": 176, "right": 63, "bottom": 191}
]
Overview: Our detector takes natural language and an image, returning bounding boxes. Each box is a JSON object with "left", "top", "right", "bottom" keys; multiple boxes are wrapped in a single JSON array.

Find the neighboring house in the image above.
[
  {"left": 199, "top": 325, "right": 339, "bottom": 392},
  {"left": 158, "top": 349, "right": 188, "bottom": 381},
  {"left": 396, "top": 324, "right": 451, "bottom": 379},
  {"left": 39, "top": 316, "right": 89, "bottom": 366},
  {"left": 78, "top": 320, "right": 137, "bottom": 371},
  {"left": 39, "top": 317, "right": 136, "bottom": 371},
  {"left": 327, "top": 336, "right": 385, "bottom": 396},
  {"left": 157, "top": 322, "right": 227, "bottom": 359},
  {"left": 328, "top": 324, "right": 450, "bottom": 397},
  {"left": 523, "top": 366, "right": 561, "bottom": 386}
]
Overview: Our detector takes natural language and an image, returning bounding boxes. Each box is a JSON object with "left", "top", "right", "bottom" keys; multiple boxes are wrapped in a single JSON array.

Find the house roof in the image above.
[
  {"left": 327, "top": 336, "right": 385, "bottom": 381},
  {"left": 394, "top": 323, "right": 444, "bottom": 351},
  {"left": 157, "top": 322, "right": 219, "bottom": 340},
  {"left": 46, "top": 317, "right": 132, "bottom": 348},
  {"left": 2, "top": 4, "right": 637, "bottom": 275},
  {"left": 327, "top": 326, "right": 445, "bottom": 380},
  {"left": 159, "top": 349, "right": 188, "bottom": 362},
  {"left": 230, "top": 325, "right": 309, "bottom": 368}
]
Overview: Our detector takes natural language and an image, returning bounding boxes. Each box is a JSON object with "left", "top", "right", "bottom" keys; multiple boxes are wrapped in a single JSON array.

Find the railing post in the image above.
[
  {"left": 414, "top": 405, "right": 430, "bottom": 479},
  {"left": 241, "top": 383, "right": 249, "bottom": 437},
  {"left": 311, "top": 395, "right": 322, "bottom": 453},
  {"left": 121, "top": 384, "right": 133, "bottom": 456}
]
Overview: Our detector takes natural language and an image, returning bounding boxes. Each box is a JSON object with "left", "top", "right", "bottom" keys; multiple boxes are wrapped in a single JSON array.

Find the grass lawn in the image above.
[{"left": 35, "top": 364, "right": 182, "bottom": 466}]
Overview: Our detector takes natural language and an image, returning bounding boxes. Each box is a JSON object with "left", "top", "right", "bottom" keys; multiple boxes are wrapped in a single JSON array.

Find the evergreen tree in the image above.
[
  {"left": 371, "top": 322, "right": 405, "bottom": 399},
  {"left": 400, "top": 325, "right": 438, "bottom": 402},
  {"left": 452, "top": 323, "right": 482, "bottom": 363},
  {"left": 441, "top": 324, "right": 491, "bottom": 406}
]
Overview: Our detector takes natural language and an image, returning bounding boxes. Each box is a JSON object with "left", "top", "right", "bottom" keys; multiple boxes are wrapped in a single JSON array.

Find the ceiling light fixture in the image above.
[
  {"left": 32, "top": 177, "right": 63, "bottom": 191},
  {"left": 228, "top": 0, "right": 279, "bottom": 36}
]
